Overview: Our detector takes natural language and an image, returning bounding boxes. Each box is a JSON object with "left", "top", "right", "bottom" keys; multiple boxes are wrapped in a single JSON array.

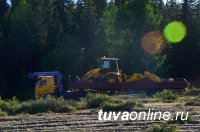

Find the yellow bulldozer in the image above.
[{"left": 81, "top": 57, "right": 161, "bottom": 83}]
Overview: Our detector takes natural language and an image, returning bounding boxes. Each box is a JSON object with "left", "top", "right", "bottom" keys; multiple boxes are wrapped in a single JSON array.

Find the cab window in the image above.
[
  {"left": 102, "top": 61, "right": 110, "bottom": 69},
  {"left": 37, "top": 80, "right": 47, "bottom": 87}
]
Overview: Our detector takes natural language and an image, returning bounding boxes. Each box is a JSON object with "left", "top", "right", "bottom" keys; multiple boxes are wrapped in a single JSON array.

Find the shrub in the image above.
[
  {"left": 185, "top": 87, "right": 200, "bottom": 96},
  {"left": 102, "top": 99, "right": 142, "bottom": 111},
  {"left": 77, "top": 93, "right": 143, "bottom": 111},
  {"left": 101, "top": 99, "right": 124, "bottom": 111},
  {"left": 153, "top": 90, "right": 178, "bottom": 102},
  {"left": 16, "top": 95, "right": 76, "bottom": 114},
  {"left": 0, "top": 109, "right": 8, "bottom": 116},
  {"left": 17, "top": 100, "right": 47, "bottom": 114},
  {"left": 0, "top": 97, "right": 20, "bottom": 115},
  {"left": 0, "top": 95, "right": 76, "bottom": 115},
  {"left": 148, "top": 123, "right": 178, "bottom": 132},
  {"left": 185, "top": 96, "right": 200, "bottom": 106},
  {"left": 75, "top": 100, "right": 87, "bottom": 110},
  {"left": 0, "top": 93, "right": 143, "bottom": 115},
  {"left": 80, "top": 93, "right": 111, "bottom": 108}
]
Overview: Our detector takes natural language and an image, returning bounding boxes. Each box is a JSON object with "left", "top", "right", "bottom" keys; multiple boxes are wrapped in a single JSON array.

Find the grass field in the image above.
[{"left": 0, "top": 89, "right": 200, "bottom": 131}]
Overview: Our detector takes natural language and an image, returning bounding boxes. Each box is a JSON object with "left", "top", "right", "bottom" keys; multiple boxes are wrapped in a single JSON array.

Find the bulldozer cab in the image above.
[{"left": 99, "top": 57, "right": 120, "bottom": 74}]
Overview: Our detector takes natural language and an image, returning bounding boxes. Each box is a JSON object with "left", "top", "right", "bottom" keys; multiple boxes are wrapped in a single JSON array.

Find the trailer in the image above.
[{"left": 28, "top": 57, "right": 189, "bottom": 99}]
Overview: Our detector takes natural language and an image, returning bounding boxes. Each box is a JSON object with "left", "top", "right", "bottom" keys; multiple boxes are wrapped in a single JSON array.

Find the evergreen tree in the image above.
[
  {"left": 3, "top": 0, "right": 35, "bottom": 98},
  {"left": 0, "top": 0, "right": 9, "bottom": 97},
  {"left": 95, "top": 0, "right": 164, "bottom": 74},
  {"left": 45, "top": 0, "right": 63, "bottom": 50},
  {"left": 115, "top": 0, "right": 126, "bottom": 7},
  {"left": 0, "top": 0, "right": 199, "bottom": 98},
  {"left": 164, "top": 0, "right": 200, "bottom": 77}
]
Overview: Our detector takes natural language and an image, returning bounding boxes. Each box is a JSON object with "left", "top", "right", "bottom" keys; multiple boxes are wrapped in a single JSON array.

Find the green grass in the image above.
[
  {"left": 16, "top": 95, "right": 76, "bottom": 114},
  {"left": 185, "top": 96, "right": 200, "bottom": 106},
  {"left": 76, "top": 93, "right": 143, "bottom": 111},
  {"left": 0, "top": 97, "right": 20, "bottom": 115},
  {"left": 148, "top": 123, "right": 178, "bottom": 132},
  {"left": 0, "top": 109, "right": 8, "bottom": 116},
  {"left": 2, "top": 93, "right": 126, "bottom": 115},
  {"left": 82, "top": 93, "right": 111, "bottom": 108},
  {"left": 185, "top": 87, "right": 200, "bottom": 96},
  {"left": 3, "top": 91, "right": 192, "bottom": 116},
  {"left": 102, "top": 99, "right": 143, "bottom": 111},
  {"left": 1, "top": 93, "right": 142, "bottom": 115},
  {"left": 177, "top": 96, "right": 195, "bottom": 102},
  {"left": 0, "top": 95, "right": 76, "bottom": 115},
  {"left": 153, "top": 89, "right": 178, "bottom": 102},
  {"left": 76, "top": 93, "right": 112, "bottom": 109}
]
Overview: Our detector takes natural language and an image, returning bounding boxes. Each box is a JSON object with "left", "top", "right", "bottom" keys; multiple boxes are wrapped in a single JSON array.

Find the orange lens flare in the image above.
[{"left": 141, "top": 31, "right": 165, "bottom": 55}]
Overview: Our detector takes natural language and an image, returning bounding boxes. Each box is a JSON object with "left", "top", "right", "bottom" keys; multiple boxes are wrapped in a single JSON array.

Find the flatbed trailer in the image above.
[
  {"left": 69, "top": 79, "right": 188, "bottom": 90},
  {"left": 68, "top": 78, "right": 189, "bottom": 96}
]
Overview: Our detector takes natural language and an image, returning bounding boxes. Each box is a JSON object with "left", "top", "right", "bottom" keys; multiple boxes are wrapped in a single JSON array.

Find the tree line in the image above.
[{"left": 0, "top": 0, "right": 200, "bottom": 99}]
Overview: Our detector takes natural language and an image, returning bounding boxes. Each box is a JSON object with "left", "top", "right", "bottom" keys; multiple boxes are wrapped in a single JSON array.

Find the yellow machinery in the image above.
[
  {"left": 81, "top": 58, "right": 122, "bottom": 83},
  {"left": 81, "top": 57, "right": 161, "bottom": 83},
  {"left": 28, "top": 71, "right": 63, "bottom": 99},
  {"left": 34, "top": 76, "right": 55, "bottom": 99}
]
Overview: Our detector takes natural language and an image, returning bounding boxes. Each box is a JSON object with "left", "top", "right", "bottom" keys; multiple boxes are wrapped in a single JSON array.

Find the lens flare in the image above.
[
  {"left": 141, "top": 31, "right": 165, "bottom": 55},
  {"left": 164, "top": 21, "right": 186, "bottom": 43}
]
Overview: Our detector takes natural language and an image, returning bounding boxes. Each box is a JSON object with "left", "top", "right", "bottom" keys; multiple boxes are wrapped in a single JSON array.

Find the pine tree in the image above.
[
  {"left": 2, "top": 0, "right": 36, "bottom": 97},
  {"left": 45, "top": 0, "right": 63, "bottom": 50},
  {"left": 0, "top": 0, "right": 9, "bottom": 97},
  {"left": 94, "top": 0, "right": 107, "bottom": 19},
  {"left": 163, "top": 0, "right": 200, "bottom": 77},
  {"left": 0, "top": 0, "right": 9, "bottom": 20},
  {"left": 115, "top": 0, "right": 126, "bottom": 7}
]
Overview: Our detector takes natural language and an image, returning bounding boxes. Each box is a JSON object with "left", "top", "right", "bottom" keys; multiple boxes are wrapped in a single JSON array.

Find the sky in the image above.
[{"left": 7, "top": 0, "right": 11, "bottom": 5}]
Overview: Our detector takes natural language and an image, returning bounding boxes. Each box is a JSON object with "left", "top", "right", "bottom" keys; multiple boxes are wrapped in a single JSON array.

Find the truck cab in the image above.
[
  {"left": 35, "top": 76, "right": 55, "bottom": 99},
  {"left": 28, "top": 71, "right": 63, "bottom": 99}
]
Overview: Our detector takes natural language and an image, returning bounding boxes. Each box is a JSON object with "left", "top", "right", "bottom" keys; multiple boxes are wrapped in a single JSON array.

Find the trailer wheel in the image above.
[{"left": 105, "top": 74, "right": 119, "bottom": 83}]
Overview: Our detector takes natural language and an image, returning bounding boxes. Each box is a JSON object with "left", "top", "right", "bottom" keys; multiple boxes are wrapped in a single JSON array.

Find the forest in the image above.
[{"left": 0, "top": 0, "right": 200, "bottom": 99}]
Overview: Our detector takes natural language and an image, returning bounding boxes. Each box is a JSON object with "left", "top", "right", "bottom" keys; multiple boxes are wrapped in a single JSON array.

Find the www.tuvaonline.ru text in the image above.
[{"left": 98, "top": 109, "right": 189, "bottom": 121}]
